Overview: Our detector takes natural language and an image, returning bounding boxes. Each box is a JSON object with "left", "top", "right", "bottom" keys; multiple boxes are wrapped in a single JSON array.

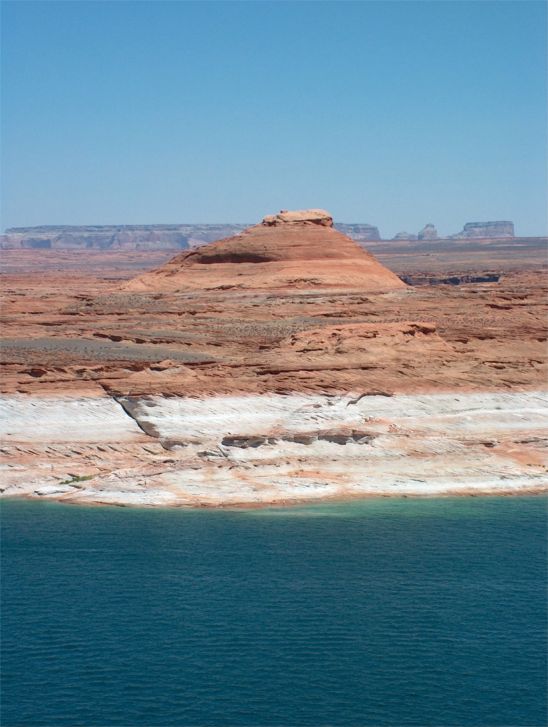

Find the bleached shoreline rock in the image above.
[{"left": 1, "top": 391, "right": 546, "bottom": 507}]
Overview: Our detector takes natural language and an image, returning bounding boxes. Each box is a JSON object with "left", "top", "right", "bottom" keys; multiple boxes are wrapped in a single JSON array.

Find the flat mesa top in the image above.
[{"left": 262, "top": 209, "right": 333, "bottom": 227}]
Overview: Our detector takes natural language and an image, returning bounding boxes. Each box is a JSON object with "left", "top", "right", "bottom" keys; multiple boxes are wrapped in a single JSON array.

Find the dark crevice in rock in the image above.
[
  {"left": 221, "top": 430, "right": 376, "bottom": 449},
  {"left": 113, "top": 396, "right": 164, "bottom": 441},
  {"left": 400, "top": 273, "right": 500, "bottom": 286}
]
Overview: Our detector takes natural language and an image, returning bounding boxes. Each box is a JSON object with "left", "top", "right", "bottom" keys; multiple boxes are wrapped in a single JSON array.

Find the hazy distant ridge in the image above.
[{"left": 0, "top": 220, "right": 524, "bottom": 250}]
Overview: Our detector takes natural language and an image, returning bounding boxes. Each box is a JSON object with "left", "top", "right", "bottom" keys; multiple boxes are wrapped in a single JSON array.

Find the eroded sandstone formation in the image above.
[
  {"left": 0, "top": 224, "right": 247, "bottom": 250},
  {"left": 335, "top": 223, "right": 380, "bottom": 241},
  {"left": 452, "top": 221, "right": 515, "bottom": 238},
  {"left": 1, "top": 210, "right": 546, "bottom": 506},
  {"left": 418, "top": 224, "right": 439, "bottom": 240},
  {"left": 262, "top": 209, "right": 334, "bottom": 226},
  {"left": 2, "top": 391, "right": 546, "bottom": 506},
  {"left": 125, "top": 209, "right": 405, "bottom": 293},
  {"left": 393, "top": 231, "right": 418, "bottom": 240},
  {"left": 0, "top": 219, "right": 381, "bottom": 249}
]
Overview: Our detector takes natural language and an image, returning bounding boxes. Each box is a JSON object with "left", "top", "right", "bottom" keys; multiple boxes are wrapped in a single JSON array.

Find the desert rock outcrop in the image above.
[
  {"left": 452, "top": 221, "right": 515, "bottom": 238},
  {"left": 262, "top": 209, "right": 333, "bottom": 226},
  {"left": 0, "top": 224, "right": 247, "bottom": 251},
  {"left": 125, "top": 209, "right": 406, "bottom": 293},
  {"left": 335, "top": 223, "right": 381, "bottom": 241},
  {"left": 1, "top": 213, "right": 546, "bottom": 507},
  {"left": 393, "top": 231, "right": 418, "bottom": 240},
  {"left": 418, "top": 224, "right": 439, "bottom": 240},
  {"left": 1, "top": 220, "right": 381, "bottom": 249}
]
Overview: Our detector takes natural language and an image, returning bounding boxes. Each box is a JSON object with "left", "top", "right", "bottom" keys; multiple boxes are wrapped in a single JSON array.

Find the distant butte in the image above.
[{"left": 125, "top": 209, "right": 406, "bottom": 293}]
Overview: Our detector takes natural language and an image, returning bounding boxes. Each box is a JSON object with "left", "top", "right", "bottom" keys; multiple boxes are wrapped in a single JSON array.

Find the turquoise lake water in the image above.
[{"left": 2, "top": 496, "right": 546, "bottom": 726}]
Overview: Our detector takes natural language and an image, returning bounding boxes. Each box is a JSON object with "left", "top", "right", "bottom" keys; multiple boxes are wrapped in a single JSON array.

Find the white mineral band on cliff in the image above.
[
  {"left": 1, "top": 391, "right": 546, "bottom": 506},
  {"left": 0, "top": 396, "right": 145, "bottom": 442}
]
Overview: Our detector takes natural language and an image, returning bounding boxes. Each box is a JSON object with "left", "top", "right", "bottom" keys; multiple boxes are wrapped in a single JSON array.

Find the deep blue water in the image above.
[{"left": 1, "top": 496, "right": 546, "bottom": 727}]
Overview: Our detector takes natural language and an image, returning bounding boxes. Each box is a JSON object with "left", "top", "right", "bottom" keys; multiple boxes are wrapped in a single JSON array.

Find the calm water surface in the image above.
[{"left": 2, "top": 496, "right": 546, "bottom": 727}]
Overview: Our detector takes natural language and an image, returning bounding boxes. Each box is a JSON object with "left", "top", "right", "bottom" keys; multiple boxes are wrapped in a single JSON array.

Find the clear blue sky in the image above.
[{"left": 2, "top": 0, "right": 546, "bottom": 236}]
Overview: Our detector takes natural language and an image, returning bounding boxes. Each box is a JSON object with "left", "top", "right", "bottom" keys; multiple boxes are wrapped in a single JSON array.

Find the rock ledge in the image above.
[{"left": 262, "top": 209, "right": 333, "bottom": 227}]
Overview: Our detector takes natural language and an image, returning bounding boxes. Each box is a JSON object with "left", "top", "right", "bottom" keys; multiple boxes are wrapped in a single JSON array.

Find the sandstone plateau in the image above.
[
  {"left": 0, "top": 224, "right": 244, "bottom": 251},
  {"left": 452, "top": 221, "right": 515, "bottom": 239},
  {"left": 0, "top": 220, "right": 380, "bottom": 250},
  {"left": 1, "top": 209, "right": 546, "bottom": 507},
  {"left": 2, "top": 219, "right": 521, "bottom": 250}
]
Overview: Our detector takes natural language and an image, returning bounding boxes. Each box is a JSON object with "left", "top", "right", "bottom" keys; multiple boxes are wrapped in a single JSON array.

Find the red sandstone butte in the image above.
[{"left": 125, "top": 209, "right": 406, "bottom": 293}]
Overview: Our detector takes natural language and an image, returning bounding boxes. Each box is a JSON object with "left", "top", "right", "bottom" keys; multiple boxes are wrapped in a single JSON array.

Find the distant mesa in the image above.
[
  {"left": 335, "top": 223, "right": 380, "bottom": 241},
  {"left": 451, "top": 221, "right": 515, "bottom": 239},
  {"left": 393, "top": 220, "right": 517, "bottom": 241},
  {"left": 393, "top": 231, "right": 418, "bottom": 241},
  {"left": 417, "top": 224, "right": 439, "bottom": 241},
  {"left": 0, "top": 224, "right": 247, "bottom": 251},
  {"left": 0, "top": 219, "right": 520, "bottom": 250},
  {"left": 125, "top": 209, "right": 406, "bottom": 293},
  {"left": 0, "top": 219, "right": 382, "bottom": 249}
]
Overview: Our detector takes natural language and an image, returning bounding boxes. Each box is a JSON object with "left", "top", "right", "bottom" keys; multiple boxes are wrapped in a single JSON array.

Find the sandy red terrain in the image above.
[{"left": 1, "top": 211, "right": 546, "bottom": 506}]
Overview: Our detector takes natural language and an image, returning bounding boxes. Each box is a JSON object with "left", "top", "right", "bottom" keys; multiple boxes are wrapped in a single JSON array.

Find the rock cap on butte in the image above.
[{"left": 262, "top": 209, "right": 333, "bottom": 227}]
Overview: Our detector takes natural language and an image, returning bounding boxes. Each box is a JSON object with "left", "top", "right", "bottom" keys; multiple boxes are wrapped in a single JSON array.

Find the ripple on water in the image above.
[{"left": 1, "top": 496, "right": 546, "bottom": 726}]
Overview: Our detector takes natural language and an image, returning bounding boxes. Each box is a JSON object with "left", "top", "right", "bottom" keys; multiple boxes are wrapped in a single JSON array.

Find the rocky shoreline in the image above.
[
  {"left": 2, "top": 390, "right": 546, "bottom": 507},
  {"left": 1, "top": 209, "right": 546, "bottom": 507}
]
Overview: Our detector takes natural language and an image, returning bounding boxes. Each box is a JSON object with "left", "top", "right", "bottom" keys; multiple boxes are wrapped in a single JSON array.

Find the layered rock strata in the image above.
[
  {"left": 453, "top": 221, "right": 515, "bottom": 238},
  {"left": 418, "top": 224, "right": 439, "bottom": 240},
  {"left": 393, "top": 231, "right": 418, "bottom": 240},
  {"left": 125, "top": 210, "right": 405, "bottom": 293},
  {"left": 1, "top": 391, "right": 546, "bottom": 506},
  {"left": 1, "top": 209, "right": 546, "bottom": 507},
  {"left": 335, "top": 223, "right": 380, "bottom": 241},
  {"left": 0, "top": 224, "right": 247, "bottom": 250},
  {"left": 1, "top": 220, "right": 381, "bottom": 249}
]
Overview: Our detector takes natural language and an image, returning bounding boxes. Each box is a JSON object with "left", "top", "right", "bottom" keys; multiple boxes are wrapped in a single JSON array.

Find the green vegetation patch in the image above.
[{"left": 60, "top": 474, "right": 95, "bottom": 485}]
